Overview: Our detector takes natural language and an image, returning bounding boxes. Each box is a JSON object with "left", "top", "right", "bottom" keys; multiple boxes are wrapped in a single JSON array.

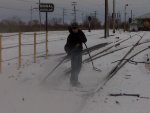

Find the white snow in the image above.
[{"left": 0, "top": 30, "right": 150, "bottom": 113}]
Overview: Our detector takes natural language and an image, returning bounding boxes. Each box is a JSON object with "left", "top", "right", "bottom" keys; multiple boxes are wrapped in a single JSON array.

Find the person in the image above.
[{"left": 64, "top": 23, "right": 87, "bottom": 87}]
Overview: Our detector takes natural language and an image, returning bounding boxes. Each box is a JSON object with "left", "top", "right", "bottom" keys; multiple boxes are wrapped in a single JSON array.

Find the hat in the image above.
[{"left": 71, "top": 23, "right": 79, "bottom": 29}]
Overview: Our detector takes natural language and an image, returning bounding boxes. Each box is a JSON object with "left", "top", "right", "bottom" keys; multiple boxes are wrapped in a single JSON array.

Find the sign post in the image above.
[
  {"left": 39, "top": 3, "right": 54, "bottom": 59},
  {"left": 39, "top": 3, "right": 54, "bottom": 31},
  {"left": 39, "top": 3, "right": 54, "bottom": 12}
]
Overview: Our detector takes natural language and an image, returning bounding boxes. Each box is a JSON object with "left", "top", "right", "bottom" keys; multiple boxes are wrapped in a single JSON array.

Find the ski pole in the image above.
[
  {"left": 84, "top": 43, "right": 101, "bottom": 72},
  {"left": 42, "top": 56, "right": 68, "bottom": 82}
]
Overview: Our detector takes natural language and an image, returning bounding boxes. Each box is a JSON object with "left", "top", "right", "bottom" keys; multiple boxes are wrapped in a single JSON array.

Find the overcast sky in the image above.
[{"left": 0, "top": 0, "right": 150, "bottom": 23}]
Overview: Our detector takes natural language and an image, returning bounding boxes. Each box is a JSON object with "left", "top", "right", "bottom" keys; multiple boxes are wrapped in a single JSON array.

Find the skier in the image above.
[{"left": 64, "top": 23, "right": 87, "bottom": 87}]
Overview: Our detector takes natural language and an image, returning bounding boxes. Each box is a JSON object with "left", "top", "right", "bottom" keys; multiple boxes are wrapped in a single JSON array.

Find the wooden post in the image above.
[
  {"left": 46, "top": 31, "right": 48, "bottom": 59},
  {"left": 18, "top": 32, "right": 22, "bottom": 68},
  {"left": 0, "top": 34, "right": 2, "bottom": 72},
  {"left": 34, "top": 32, "right": 37, "bottom": 63}
]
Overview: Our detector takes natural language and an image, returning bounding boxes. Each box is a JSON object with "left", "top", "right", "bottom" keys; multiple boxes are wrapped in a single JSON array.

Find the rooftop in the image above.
[{"left": 138, "top": 12, "right": 150, "bottom": 19}]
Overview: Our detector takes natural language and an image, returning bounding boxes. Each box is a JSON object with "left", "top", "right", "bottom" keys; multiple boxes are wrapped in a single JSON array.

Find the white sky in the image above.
[{"left": 0, "top": 0, "right": 150, "bottom": 23}]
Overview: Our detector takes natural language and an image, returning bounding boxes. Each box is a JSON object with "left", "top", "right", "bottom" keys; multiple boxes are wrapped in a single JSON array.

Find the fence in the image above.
[
  {"left": 0, "top": 31, "right": 49, "bottom": 72},
  {"left": 0, "top": 31, "right": 103, "bottom": 73}
]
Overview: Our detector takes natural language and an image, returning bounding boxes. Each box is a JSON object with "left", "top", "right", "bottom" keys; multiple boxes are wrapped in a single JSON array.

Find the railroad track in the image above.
[
  {"left": 65, "top": 32, "right": 150, "bottom": 76},
  {"left": 94, "top": 33, "right": 145, "bottom": 93},
  {"left": 84, "top": 32, "right": 142, "bottom": 63},
  {"left": 41, "top": 32, "right": 150, "bottom": 113},
  {"left": 74, "top": 32, "right": 150, "bottom": 113},
  {"left": 43, "top": 32, "right": 144, "bottom": 82},
  {"left": 84, "top": 36, "right": 150, "bottom": 64},
  {"left": 61, "top": 32, "right": 139, "bottom": 64}
]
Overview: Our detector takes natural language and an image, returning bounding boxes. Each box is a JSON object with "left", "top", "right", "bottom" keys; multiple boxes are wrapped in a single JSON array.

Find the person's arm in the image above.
[
  {"left": 80, "top": 30, "right": 87, "bottom": 43},
  {"left": 64, "top": 35, "right": 71, "bottom": 54}
]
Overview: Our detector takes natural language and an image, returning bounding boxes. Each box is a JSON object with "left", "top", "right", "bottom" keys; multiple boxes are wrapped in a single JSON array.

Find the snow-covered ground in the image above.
[{"left": 0, "top": 30, "right": 150, "bottom": 113}]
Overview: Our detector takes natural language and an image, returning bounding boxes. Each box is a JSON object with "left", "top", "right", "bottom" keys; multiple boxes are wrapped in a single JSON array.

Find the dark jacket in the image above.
[{"left": 65, "top": 28, "right": 87, "bottom": 54}]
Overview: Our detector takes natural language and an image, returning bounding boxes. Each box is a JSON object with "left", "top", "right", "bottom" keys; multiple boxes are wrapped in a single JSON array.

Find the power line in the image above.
[{"left": 56, "top": 5, "right": 102, "bottom": 18}]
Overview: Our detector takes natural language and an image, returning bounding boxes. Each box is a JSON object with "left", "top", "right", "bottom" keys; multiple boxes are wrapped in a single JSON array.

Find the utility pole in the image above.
[
  {"left": 124, "top": 4, "right": 128, "bottom": 32},
  {"left": 117, "top": 12, "right": 121, "bottom": 30},
  {"left": 133, "top": 14, "right": 135, "bottom": 20},
  {"left": 63, "top": 8, "right": 66, "bottom": 25},
  {"left": 39, "top": 0, "right": 42, "bottom": 31},
  {"left": 131, "top": 10, "right": 133, "bottom": 20},
  {"left": 94, "top": 11, "right": 97, "bottom": 18},
  {"left": 119, "top": 13, "right": 121, "bottom": 22},
  {"left": 72, "top": 2, "right": 77, "bottom": 23},
  {"left": 113, "top": 0, "right": 116, "bottom": 33},
  {"left": 105, "top": 0, "right": 109, "bottom": 38},
  {"left": 93, "top": 11, "right": 97, "bottom": 29}
]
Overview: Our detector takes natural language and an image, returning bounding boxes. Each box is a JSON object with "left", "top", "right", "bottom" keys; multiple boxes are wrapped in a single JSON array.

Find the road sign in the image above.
[{"left": 39, "top": 3, "right": 54, "bottom": 12}]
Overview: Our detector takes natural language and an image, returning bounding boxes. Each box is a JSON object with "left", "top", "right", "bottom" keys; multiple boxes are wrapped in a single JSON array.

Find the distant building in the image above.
[
  {"left": 136, "top": 12, "right": 150, "bottom": 31},
  {"left": 129, "top": 22, "right": 138, "bottom": 32}
]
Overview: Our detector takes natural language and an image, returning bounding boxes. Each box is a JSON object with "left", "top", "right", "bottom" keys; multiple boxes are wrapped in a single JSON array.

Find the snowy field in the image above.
[{"left": 0, "top": 30, "right": 150, "bottom": 113}]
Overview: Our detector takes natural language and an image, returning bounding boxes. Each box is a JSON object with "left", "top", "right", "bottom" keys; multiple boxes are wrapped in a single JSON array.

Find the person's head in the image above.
[{"left": 71, "top": 23, "right": 79, "bottom": 33}]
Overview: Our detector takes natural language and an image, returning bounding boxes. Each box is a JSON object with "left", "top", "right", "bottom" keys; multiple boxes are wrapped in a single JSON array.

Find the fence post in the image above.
[
  {"left": 0, "top": 34, "right": 2, "bottom": 72},
  {"left": 46, "top": 31, "right": 48, "bottom": 59},
  {"left": 18, "top": 32, "right": 22, "bottom": 68},
  {"left": 34, "top": 32, "right": 37, "bottom": 63}
]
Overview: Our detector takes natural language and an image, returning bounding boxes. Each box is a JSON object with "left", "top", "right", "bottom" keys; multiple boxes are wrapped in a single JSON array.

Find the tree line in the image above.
[{"left": 0, "top": 16, "right": 103, "bottom": 33}]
